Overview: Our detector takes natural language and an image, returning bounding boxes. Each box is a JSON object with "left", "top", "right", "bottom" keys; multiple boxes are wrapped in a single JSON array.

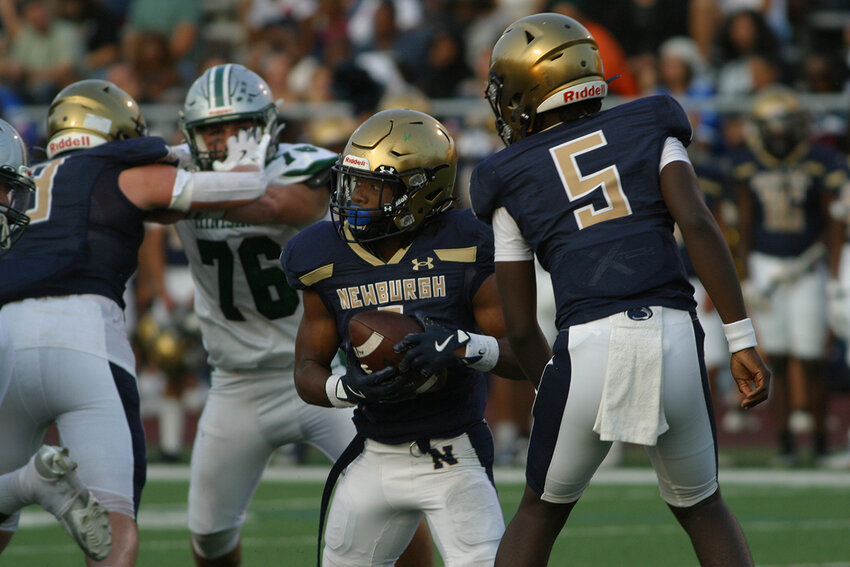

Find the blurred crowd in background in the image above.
[{"left": 4, "top": 0, "right": 850, "bottom": 468}]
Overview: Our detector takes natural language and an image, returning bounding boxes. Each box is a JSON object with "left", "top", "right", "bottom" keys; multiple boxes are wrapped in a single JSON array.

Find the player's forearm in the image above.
[
  {"left": 294, "top": 360, "right": 335, "bottom": 407},
  {"left": 682, "top": 217, "right": 748, "bottom": 324},
  {"left": 223, "top": 183, "right": 328, "bottom": 226},
  {"left": 504, "top": 331, "right": 550, "bottom": 389},
  {"left": 489, "top": 337, "right": 527, "bottom": 380}
]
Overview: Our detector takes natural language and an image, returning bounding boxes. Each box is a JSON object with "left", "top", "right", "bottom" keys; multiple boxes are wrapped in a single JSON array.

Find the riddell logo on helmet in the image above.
[
  {"left": 343, "top": 155, "right": 370, "bottom": 170},
  {"left": 46, "top": 132, "right": 109, "bottom": 158},
  {"left": 562, "top": 82, "right": 606, "bottom": 103},
  {"left": 49, "top": 135, "right": 92, "bottom": 153},
  {"left": 536, "top": 80, "right": 608, "bottom": 114}
]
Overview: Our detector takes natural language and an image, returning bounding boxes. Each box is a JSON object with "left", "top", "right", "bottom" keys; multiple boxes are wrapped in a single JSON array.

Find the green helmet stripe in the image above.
[{"left": 213, "top": 65, "right": 227, "bottom": 108}]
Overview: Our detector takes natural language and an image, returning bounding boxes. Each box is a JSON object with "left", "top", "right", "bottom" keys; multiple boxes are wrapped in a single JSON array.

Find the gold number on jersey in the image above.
[
  {"left": 749, "top": 169, "right": 808, "bottom": 233},
  {"left": 549, "top": 130, "right": 632, "bottom": 229},
  {"left": 26, "top": 159, "right": 65, "bottom": 224}
]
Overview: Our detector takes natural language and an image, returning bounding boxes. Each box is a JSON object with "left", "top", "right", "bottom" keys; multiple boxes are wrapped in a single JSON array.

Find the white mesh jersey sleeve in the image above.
[
  {"left": 265, "top": 142, "right": 338, "bottom": 185},
  {"left": 175, "top": 219, "right": 303, "bottom": 371}
]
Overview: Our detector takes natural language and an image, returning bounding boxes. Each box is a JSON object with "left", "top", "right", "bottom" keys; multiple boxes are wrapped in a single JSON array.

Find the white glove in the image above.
[
  {"left": 212, "top": 131, "right": 271, "bottom": 172},
  {"left": 163, "top": 144, "right": 194, "bottom": 170},
  {"left": 827, "top": 278, "right": 848, "bottom": 339}
]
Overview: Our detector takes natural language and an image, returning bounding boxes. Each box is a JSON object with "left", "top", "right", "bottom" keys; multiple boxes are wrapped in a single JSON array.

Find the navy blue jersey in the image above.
[
  {"left": 471, "top": 95, "right": 696, "bottom": 329},
  {"left": 730, "top": 143, "right": 847, "bottom": 257},
  {"left": 0, "top": 137, "right": 169, "bottom": 307},
  {"left": 282, "top": 209, "right": 494, "bottom": 444}
]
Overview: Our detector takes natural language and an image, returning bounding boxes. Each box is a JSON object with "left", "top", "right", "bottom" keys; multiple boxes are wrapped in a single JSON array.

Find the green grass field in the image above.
[{"left": 5, "top": 465, "right": 850, "bottom": 567}]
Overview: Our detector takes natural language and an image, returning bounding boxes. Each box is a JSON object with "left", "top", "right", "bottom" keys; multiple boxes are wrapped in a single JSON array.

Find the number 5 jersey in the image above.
[{"left": 470, "top": 94, "right": 697, "bottom": 329}]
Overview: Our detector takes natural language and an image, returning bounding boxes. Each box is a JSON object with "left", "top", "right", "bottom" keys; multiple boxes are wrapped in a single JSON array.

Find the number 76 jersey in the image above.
[
  {"left": 174, "top": 142, "right": 337, "bottom": 371},
  {"left": 470, "top": 94, "right": 696, "bottom": 329}
]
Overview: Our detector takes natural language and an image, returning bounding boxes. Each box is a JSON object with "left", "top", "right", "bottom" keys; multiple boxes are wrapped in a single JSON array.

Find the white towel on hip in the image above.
[{"left": 592, "top": 308, "right": 669, "bottom": 446}]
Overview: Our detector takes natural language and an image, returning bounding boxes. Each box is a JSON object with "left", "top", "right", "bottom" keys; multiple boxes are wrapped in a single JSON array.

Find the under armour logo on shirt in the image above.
[{"left": 411, "top": 257, "right": 434, "bottom": 271}]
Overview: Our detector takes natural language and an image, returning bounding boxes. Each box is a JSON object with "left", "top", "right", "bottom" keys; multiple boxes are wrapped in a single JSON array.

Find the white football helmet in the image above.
[
  {"left": 179, "top": 63, "right": 279, "bottom": 170},
  {"left": 0, "top": 118, "right": 34, "bottom": 252}
]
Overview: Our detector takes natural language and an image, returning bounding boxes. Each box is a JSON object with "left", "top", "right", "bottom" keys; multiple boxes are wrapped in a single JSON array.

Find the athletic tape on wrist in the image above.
[
  {"left": 168, "top": 169, "right": 266, "bottom": 212},
  {"left": 325, "top": 374, "right": 355, "bottom": 408},
  {"left": 722, "top": 318, "right": 758, "bottom": 353},
  {"left": 463, "top": 333, "right": 499, "bottom": 372}
]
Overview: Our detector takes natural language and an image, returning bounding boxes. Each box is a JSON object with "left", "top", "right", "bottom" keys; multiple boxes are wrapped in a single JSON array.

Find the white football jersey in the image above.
[{"left": 175, "top": 142, "right": 337, "bottom": 370}]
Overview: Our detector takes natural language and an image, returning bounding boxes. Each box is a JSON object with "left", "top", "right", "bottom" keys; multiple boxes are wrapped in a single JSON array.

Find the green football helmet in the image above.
[{"left": 179, "top": 63, "right": 279, "bottom": 170}]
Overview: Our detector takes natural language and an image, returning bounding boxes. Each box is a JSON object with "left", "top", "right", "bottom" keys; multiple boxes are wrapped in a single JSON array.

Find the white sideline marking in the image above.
[{"left": 144, "top": 464, "right": 850, "bottom": 486}]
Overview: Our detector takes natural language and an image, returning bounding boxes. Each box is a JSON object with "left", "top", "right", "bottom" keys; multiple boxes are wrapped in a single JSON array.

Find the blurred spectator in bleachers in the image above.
[
  {"left": 259, "top": 51, "right": 298, "bottom": 106},
  {"left": 242, "top": 0, "right": 318, "bottom": 41},
  {"left": 800, "top": 50, "right": 850, "bottom": 150},
  {"left": 323, "top": 33, "right": 386, "bottom": 119},
  {"left": 122, "top": 0, "right": 200, "bottom": 82},
  {"left": 414, "top": 23, "right": 472, "bottom": 99},
  {"left": 0, "top": 0, "right": 83, "bottom": 104},
  {"left": 307, "top": 0, "right": 349, "bottom": 62},
  {"left": 351, "top": 1, "right": 418, "bottom": 99},
  {"left": 457, "top": 0, "right": 515, "bottom": 79},
  {"left": 544, "top": 0, "right": 640, "bottom": 96},
  {"left": 347, "top": 0, "right": 423, "bottom": 51},
  {"left": 104, "top": 60, "right": 142, "bottom": 101},
  {"left": 655, "top": 36, "right": 724, "bottom": 153},
  {"left": 713, "top": 9, "right": 785, "bottom": 96},
  {"left": 56, "top": 0, "right": 120, "bottom": 77},
  {"left": 585, "top": 0, "right": 691, "bottom": 60},
  {"left": 126, "top": 31, "right": 184, "bottom": 103}
]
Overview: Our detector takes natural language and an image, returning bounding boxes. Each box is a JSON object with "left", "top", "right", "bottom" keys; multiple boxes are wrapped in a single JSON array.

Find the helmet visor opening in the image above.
[{"left": 330, "top": 166, "right": 405, "bottom": 242}]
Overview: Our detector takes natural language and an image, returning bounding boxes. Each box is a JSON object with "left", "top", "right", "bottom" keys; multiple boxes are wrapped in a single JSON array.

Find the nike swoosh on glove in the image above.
[
  {"left": 339, "top": 363, "right": 416, "bottom": 404},
  {"left": 394, "top": 317, "right": 470, "bottom": 377}
]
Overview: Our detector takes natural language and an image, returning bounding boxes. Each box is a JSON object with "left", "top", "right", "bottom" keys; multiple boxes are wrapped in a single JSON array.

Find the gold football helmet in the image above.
[
  {"left": 46, "top": 80, "right": 147, "bottom": 158},
  {"left": 331, "top": 109, "right": 457, "bottom": 243},
  {"left": 746, "top": 85, "right": 808, "bottom": 160},
  {"left": 487, "top": 13, "right": 606, "bottom": 145}
]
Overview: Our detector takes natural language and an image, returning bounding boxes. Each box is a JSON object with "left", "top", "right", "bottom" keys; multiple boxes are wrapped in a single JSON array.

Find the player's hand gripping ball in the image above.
[{"left": 348, "top": 310, "right": 447, "bottom": 394}]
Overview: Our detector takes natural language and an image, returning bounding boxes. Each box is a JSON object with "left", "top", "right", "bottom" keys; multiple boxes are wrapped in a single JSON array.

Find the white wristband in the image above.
[
  {"left": 325, "top": 374, "right": 356, "bottom": 408},
  {"left": 463, "top": 333, "right": 499, "bottom": 372},
  {"left": 722, "top": 318, "right": 758, "bottom": 353}
]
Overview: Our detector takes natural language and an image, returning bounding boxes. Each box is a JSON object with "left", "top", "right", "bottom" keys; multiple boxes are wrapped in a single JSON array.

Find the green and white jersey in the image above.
[{"left": 175, "top": 142, "right": 337, "bottom": 370}]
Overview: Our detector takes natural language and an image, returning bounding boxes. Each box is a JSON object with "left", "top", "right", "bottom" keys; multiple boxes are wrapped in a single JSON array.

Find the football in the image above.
[{"left": 348, "top": 310, "right": 446, "bottom": 394}]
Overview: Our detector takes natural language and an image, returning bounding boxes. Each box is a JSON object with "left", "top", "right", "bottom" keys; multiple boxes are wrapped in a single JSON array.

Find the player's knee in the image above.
[
  {"left": 191, "top": 527, "right": 240, "bottom": 559},
  {"left": 660, "top": 478, "right": 718, "bottom": 509}
]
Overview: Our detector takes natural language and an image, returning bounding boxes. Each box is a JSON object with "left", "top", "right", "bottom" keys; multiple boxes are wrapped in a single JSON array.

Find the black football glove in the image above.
[
  {"left": 394, "top": 317, "right": 471, "bottom": 377},
  {"left": 339, "top": 361, "right": 416, "bottom": 404}
]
